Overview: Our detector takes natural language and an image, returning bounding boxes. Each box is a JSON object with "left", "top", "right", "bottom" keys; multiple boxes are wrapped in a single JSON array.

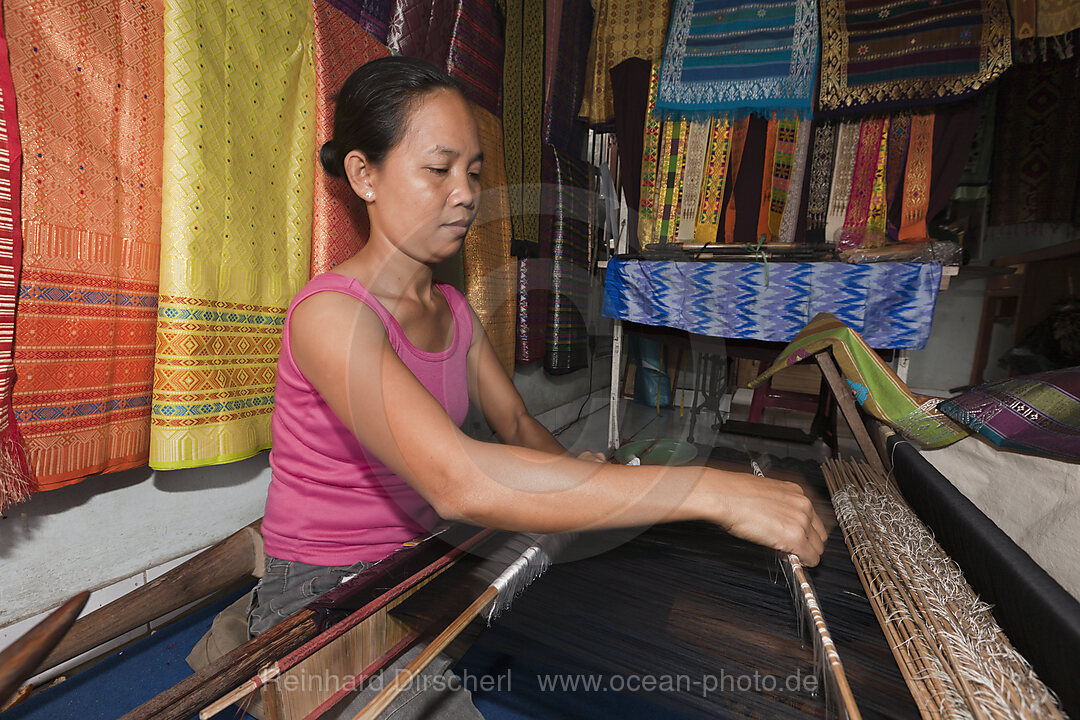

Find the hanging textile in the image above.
[
  {"left": 839, "top": 118, "right": 887, "bottom": 248},
  {"left": 515, "top": 257, "right": 548, "bottom": 365},
  {"left": 899, "top": 114, "right": 935, "bottom": 241},
  {"left": 767, "top": 118, "right": 800, "bottom": 240},
  {"left": 989, "top": 58, "right": 1080, "bottom": 226},
  {"left": 676, "top": 122, "right": 711, "bottom": 241},
  {"left": 504, "top": 0, "right": 543, "bottom": 257},
  {"left": 543, "top": 145, "right": 593, "bottom": 375},
  {"left": 543, "top": 0, "right": 593, "bottom": 157},
  {"left": 653, "top": 120, "right": 689, "bottom": 243},
  {"left": 8, "top": 0, "right": 163, "bottom": 489},
  {"left": 656, "top": 0, "right": 819, "bottom": 118},
  {"left": 386, "top": 0, "right": 503, "bottom": 115},
  {"left": 730, "top": 116, "right": 768, "bottom": 245},
  {"left": 805, "top": 122, "right": 837, "bottom": 242},
  {"left": 611, "top": 58, "right": 652, "bottom": 250},
  {"left": 926, "top": 98, "right": 982, "bottom": 223},
  {"left": 778, "top": 120, "right": 811, "bottom": 242},
  {"left": 443, "top": 0, "right": 504, "bottom": 116},
  {"left": 865, "top": 118, "right": 890, "bottom": 235},
  {"left": 953, "top": 86, "right": 997, "bottom": 201},
  {"left": 637, "top": 62, "right": 664, "bottom": 248},
  {"left": 824, "top": 121, "right": 860, "bottom": 244},
  {"left": 603, "top": 258, "right": 943, "bottom": 350},
  {"left": 312, "top": 1, "right": 391, "bottom": 277},
  {"left": 326, "top": 0, "right": 392, "bottom": 43},
  {"left": 464, "top": 104, "right": 516, "bottom": 375},
  {"left": 151, "top": 1, "right": 315, "bottom": 469},
  {"left": 0, "top": 11, "right": 32, "bottom": 510},
  {"left": 578, "top": 0, "right": 672, "bottom": 125},
  {"left": 720, "top": 119, "right": 751, "bottom": 242},
  {"left": 749, "top": 314, "right": 967, "bottom": 448},
  {"left": 817, "top": 0, "right": 1012, "bottom": 115},
  {"left": 884, "top": 114, "right": 912, "bottom": 240},
  {"left": 1010, "top": 0, "right": 1038, "bottom": 37},
  {"left": 1036, "top": 0, "right": 1080, "bottom": 36},
  {"left": 755, "top": 118, "right": 779, "bottom": 243},
  {"left": 695, "top": 118, "right": 733, "bottom": 243}
]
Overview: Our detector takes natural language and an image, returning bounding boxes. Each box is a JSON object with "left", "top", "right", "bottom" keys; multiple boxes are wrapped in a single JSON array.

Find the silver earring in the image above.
[{"left": 365, "top": 191, "right": 374, "bottom": 200}]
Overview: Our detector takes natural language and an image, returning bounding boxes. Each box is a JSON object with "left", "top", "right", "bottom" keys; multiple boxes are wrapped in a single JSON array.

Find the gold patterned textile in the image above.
[
  {"left": 8, "top": 0, "right": 164, "bottom": 489},
  {"left": 1037, "top": 0, "right": 1080, "bottom": 36},
  {"left": 695, "top": 118, "right": 732, "bottom": 242},
  {"left": 818, "top": 0, "right": 1012, "bottom": 114},
  {"left": 578, "top": 0, "right": 672, "bottom": 124},
  {"left": 464, "top": 105, "right": 516, "bottom": 376},
  {"left": 151, "top": 0, "right": 316, "bottom": 469},
  {"left": 312, "top": 1, "right": 391, "bottom": 277},
  {"left": 637, "top": 62, "right": 663, "bottom": 247}
]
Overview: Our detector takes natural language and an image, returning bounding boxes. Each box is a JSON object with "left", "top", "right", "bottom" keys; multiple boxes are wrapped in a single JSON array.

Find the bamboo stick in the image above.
[{"left": 0, "top": 592, "right": 89, "bottom": 709}]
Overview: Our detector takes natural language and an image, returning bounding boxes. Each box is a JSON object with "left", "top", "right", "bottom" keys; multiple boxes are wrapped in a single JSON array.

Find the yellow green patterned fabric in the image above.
[{"left": 151, "top": 1, "right": 316, "bottom": 469}]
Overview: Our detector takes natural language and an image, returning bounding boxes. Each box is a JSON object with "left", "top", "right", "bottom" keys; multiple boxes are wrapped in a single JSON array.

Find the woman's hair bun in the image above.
[{"left": 319, "top": 140, "right": 346, "bottom": 178}]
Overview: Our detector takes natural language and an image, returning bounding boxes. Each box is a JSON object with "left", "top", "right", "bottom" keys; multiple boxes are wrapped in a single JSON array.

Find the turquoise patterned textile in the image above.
[
  {"left": 602, "top": 258, "right": 941, "bottom": 349},
  {"left": 656, "top": 0, "right": 819, "bottom": 118}
]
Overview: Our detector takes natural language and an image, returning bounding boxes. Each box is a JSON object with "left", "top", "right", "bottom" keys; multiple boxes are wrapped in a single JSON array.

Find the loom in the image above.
[{"left": 3, "top": 354, "right": 1074, "bottom": 719}]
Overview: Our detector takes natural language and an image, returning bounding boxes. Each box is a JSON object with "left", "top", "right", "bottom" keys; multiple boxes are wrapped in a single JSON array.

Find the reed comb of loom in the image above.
[
  {"left": 351, "top": 531, "right": 578, "bottom": 720},
  {"left": 748, "top": 454, "right": 862, "bottom": 720}
]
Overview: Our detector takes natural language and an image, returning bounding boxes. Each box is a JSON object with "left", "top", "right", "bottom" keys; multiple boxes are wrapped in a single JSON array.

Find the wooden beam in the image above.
[
  {"left": 814, "top": 351, "right": 888, "bottom": 477},
  {"left": 39, "top": 520, "right": 262, "bottom": 674},
  {"left": 0, "top": 592, "right": 88, "bottom": 709}
]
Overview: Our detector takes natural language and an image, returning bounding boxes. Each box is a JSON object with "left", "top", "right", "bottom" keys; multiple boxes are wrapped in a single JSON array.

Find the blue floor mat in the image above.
[{"left": 5, "top": 586, "right": 258, "bottom": 720}]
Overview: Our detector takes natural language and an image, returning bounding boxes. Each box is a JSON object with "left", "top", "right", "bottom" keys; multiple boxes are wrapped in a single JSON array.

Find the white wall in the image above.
[
  {"left": 0, "top": 454, "right": 271, "bottom": 627},
  {"left": 905, "top": 223, "right": 1074, "bottom": 394}
]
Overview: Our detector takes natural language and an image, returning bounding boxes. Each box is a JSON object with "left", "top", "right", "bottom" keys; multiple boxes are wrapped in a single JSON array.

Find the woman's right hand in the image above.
[{"left": 705, "top": 471, "right": 828, "bottom": 566}]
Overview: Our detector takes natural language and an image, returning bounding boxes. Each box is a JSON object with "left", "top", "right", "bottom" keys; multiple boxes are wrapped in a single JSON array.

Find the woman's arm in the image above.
[
  {"left": 464, "top": 309, "right": 570, "bottom": 456},
  {"left": 290, "top": 292, "right": 828, "bottom": 564}
]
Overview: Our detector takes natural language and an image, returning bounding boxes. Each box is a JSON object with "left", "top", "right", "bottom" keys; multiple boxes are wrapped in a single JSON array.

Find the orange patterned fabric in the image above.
[
  {"left": 311, "top": 0, "right": 391, "bottom": 277},
  {"left": 756, "top": 116, "right": 778, "bottom": 244},
  {"left": 7, "top": 0, "right": 164, "bottom": 489},
  {"left": 899, "top": 114, "right": 935, "bottom": 242}
]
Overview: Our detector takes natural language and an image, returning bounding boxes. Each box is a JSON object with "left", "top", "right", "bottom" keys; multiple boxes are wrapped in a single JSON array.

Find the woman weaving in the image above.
[{"left": 251, "top": 56, "right": 827, "bottom": 718}]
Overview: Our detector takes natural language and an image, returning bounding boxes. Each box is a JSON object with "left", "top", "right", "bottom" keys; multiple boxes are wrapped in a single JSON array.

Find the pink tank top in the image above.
[{"left": 262, "top": 273, "right": 473, "bottom": 566}]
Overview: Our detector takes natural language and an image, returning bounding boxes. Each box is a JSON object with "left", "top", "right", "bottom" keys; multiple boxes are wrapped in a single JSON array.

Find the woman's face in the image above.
[{"left": 358, "top": 88, "right": 483, "bottom": 265}]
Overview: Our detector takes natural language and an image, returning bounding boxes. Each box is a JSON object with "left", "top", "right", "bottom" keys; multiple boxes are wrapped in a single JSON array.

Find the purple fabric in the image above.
[
  {"left": 327, "top": 0, "right": 391, "bottom": 42},
  {"left": 939, "top": 368, "right": 1080, "bottom": 461}
]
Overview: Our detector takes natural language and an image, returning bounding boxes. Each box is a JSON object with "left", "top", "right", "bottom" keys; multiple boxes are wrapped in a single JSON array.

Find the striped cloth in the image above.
[
  {"left": 8, "top": 0, "right": 163, "bottom": 489},
  {"left": 152, "top": 0, "right": 315, "bottom": 469},
  {"left": 311, "top": 1, "right": 390, "bottom": 277},
  {"left": 818, "top": 0, "right": 1012, "bottom": 114},
  {"left": 657, "top": 0, "right": 819, "bottom": 118},
  {"left": 602, "top": 258, "right": 943, "bottom": 350},
  {"left": 0, "top": 11, "right": 33, "bottom": 510},
  {"left": 750, "top": 313, "right": 967, "bottom": 448},
  {"left": 542, "top": 0, "right": 593, "bottom": 157},
  {"left": 543, "top": 145, "right": 593, "bottom": 374}
]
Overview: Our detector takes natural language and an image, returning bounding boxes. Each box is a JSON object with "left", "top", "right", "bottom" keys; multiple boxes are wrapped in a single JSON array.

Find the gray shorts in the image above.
[{"left": 248, "top": 554, "right": 484, "bottom": 720}]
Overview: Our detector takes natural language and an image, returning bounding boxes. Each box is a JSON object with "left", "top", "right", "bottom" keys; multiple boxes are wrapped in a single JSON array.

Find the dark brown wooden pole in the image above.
[
  {"left": 814, "top": 350, "right": 889, "bottom": 477},
  {"left": 38, "top": 519, "right": 262, "bottom": 674},
  {"left": 0, "top": 591, "right": 89, "bottom": 708}
]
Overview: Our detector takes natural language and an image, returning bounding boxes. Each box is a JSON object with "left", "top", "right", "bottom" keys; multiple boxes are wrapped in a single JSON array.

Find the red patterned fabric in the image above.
[
  {"left": 0, "top": 9, "right": 33, "bottom": 511},
  {"left": 8, "top": 0, "right": 164, "bottom": 489},
  {"left": 311, "top": 1, "right": 391, "bottom": 277}
]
